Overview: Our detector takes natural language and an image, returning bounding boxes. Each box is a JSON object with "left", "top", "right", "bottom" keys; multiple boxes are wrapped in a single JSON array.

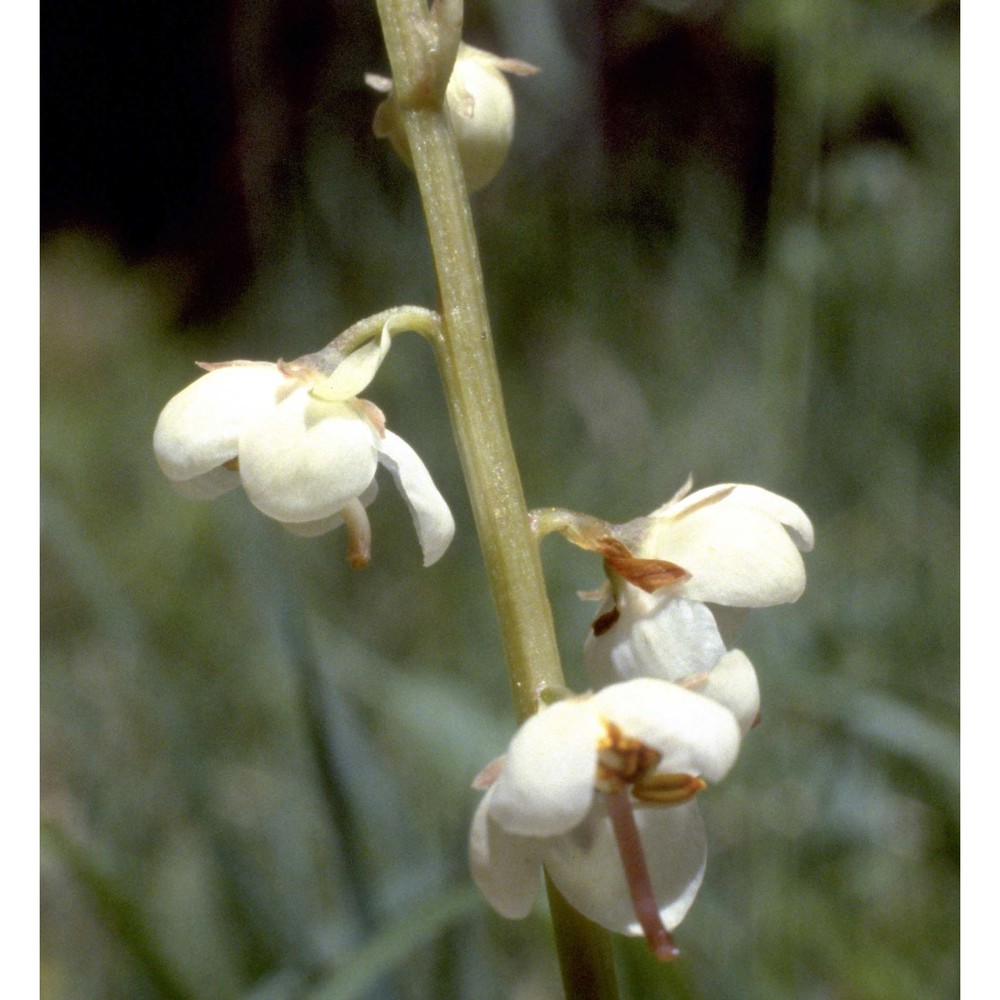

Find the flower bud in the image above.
[{"left": 369, "top": 44, "right": 538, "bottom": 192}]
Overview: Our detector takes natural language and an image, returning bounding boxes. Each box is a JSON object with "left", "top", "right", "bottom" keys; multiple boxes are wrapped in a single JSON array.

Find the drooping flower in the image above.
[
  {"left": 153, "top": 326, "right": 455, "bottom": 566},
  {"left": 571, "top": 482, "right": 811, "bottom": 704},
  {"left": 469, "top": 679, "right": 742, "bottom": 959},
  {"left": 367, "top": 44, "right": 539, "bottom": 192}
]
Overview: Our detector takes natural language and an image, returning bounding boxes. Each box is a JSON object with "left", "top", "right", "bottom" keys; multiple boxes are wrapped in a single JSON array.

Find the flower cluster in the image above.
[
  {"left": 470, "top": 481, "right": 813, "bottom": 958},
  {"left": 149, "top": 15, "right": 816, "bottom": 970},
  {"left": 153, "top": 324, "right": 454, "bottom": 567},
  {"left": 153, "top": 315, "right": 813, "bottom": 958}
]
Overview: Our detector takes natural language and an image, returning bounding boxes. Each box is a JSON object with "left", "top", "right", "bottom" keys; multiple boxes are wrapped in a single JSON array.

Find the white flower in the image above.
[
  {"left": 369, "top": 44, "right": 538, "bottom": 192},
  {"left": 153, "top": 327, "right": 455, "bottom": 566},
  {"left": 580, "top": 483, "right": 811, "bottom": 720},
  {"left": 469, "top": 679, "right": 742, "bottom": 956}
]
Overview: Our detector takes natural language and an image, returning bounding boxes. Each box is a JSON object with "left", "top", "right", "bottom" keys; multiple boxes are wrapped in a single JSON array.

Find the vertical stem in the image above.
[
  {"left": 374, "top": 0, "right": 561, "bottom": 722},
  {"left": 373, "top": 3, "right": 620, "bottom": 997},
  {"left": 546, "top": 876, "right": 622, "bottom": 999}
]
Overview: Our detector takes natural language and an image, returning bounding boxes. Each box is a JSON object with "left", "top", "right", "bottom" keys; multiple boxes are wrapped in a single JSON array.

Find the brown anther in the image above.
[
  {"left": 591, "top": 607, "right": 620, "bottom": 636},
  {"left": 596, "top": 537, "right": 691, "bottom": 594},
  {"left": 223, "top": 457, "right": 240, "bottom": 472},
  {"left": 632, "top": 772, "right": 706, "bottom": 806},
  {"left": 595, "top": 721, "right": 661, "bottom": 792}
]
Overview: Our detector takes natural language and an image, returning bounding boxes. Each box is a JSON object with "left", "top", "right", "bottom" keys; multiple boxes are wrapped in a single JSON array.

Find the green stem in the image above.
[
  {"left": 546, "top": 877, "right": 621, "bottom": 999},
  {"left": 373, "top": 2, "right": 620, "bottom": 997},
  {"left": 328, "top": 305, "right": 443, "bottom": 354},
  {"left": 374, "top": 0, "right": 561, "bottom": 722},
  {"left": 292, "top": 305, "right": 443, "bottom": 375}
]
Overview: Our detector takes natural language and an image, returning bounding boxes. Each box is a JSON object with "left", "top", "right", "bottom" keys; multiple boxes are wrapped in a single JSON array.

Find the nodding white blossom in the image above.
[
  {"left": 469, "top": 680, "right": 741, "bottom": 955},
  {"left": 368, "top": 44, "right": 538, "bottom": 192},
  {"left": 153, "top": 327, "right": 455, "bottom": 566},
  {"left": 581, "top": 483, "right": 811, "bottom": 719}
]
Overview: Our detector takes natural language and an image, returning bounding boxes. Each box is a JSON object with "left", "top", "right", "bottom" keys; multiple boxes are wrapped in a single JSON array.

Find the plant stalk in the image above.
[
  {"left": 374, "top": 0, "right": 562, "bottom": 722},
  {"left": 373, "top": 2, "right": 620, "bottom": 997}
]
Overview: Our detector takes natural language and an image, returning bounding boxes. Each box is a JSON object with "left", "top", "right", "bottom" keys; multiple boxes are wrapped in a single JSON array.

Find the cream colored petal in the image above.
[
  {"left": 489, "top": 699, "right": 605, "bottom": 838},
  {"left": 642, "top": 484, "right": 813, "bottom": 607},
  {"left": 239, "top": 390, "right": 379, "bottom": 524},
  {"left": 662, "top": 483, "right": 814, "bottom": 551},
  {"left": 731, "top": 484, "right": 814, "bottom": 552},
  {"left": 545, "top": 800, "right": 707, "bottom": 935},
  {"left": 168, "top": 466, "right": 242, "bottom": 501},
  {"left": 376, "top": 431, "right": 455, "bottom": 566},
  {"left": 689, "top": 649, "right": 760, "bottom": 737},
  {"left": 593, "top": 679, "right": 741, "bottom": 784},
  {"left": 311, "top": 324, "right": 392, "bottom": 401},
  {"left": 584, "top": 588, "right": 726, "bottom": 689},
  {"left": 280, "top": 514, "right": 344, "bottom": 537},
  {"left": 469, "top": 787, "right": 545, "bottom": 919},
  {"left": 278, "top": 481, "right": 380, "bottom": 538},
  {"left": 445, "top": 47, "right": 516, "bottom": 191},
  {"left": 153, "top": 364, "right": 286, "bottom": 483}
]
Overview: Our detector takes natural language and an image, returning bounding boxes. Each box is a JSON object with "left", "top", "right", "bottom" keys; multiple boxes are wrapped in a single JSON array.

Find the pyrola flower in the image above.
[
  {"left": 580, "top": 482, "right": 812, "bottom": 714},
  {"left": 153, "top": 325, "right": 454, "bottom": 566},
  {"left": 469, "top": 679, "right": 742, "bottom": 959},
  {"left": 368, "top": 44, "right": 538, "bottom": 192}
]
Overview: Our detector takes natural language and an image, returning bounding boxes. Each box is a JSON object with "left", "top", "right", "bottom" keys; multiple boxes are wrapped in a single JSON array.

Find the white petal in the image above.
[
  {"left": 593, "top": 679, "right": 742, "bottom": 783},
  {"left": 584, "top": 588, "right": 726, "bottom": 689},
  {"left": 688, "top": 649, "right": 760, "bottom": 737},
  {"left": 376, "top": 431, "right": 455, "bottom": 566},
  {"left": 239, "top": 390, "right": 379, "bottom": 523},
  {"left": 545, "top": 800, "right": 707, "bottom": 935},
  {"left": 725, "top": 484, "right": 815, "bottom": 552},
  {"left": 642, "top": 484, "right": 813, "bottom": 607},
  {"left": 168, "top": 466, "right": 242, "bottom": 501},
  {"left": 469, "top": 787, "right": 545, "bottom": 919},
  {"left": 280, "top": 514, "right": 345, "bottom": 537},
  {"left": 278, "top": 481, "right": 379, "bottom": 538},
  {"left": 446, "top": 46, "right": 516, "bottom": 191},
  {"left": 489, "top": 700, "right": 605, "bottom": 838},
  {"left": 311, "top": 324, "right": 391, "bottom": 401},
  {"left": 153, "top": 364, "right": 287, "bottom": 483}
]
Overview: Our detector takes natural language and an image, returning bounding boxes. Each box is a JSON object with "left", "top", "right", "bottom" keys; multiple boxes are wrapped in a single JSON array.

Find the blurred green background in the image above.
[{"left": 40, "top": 0, "right": 958, "bottom": 998}]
